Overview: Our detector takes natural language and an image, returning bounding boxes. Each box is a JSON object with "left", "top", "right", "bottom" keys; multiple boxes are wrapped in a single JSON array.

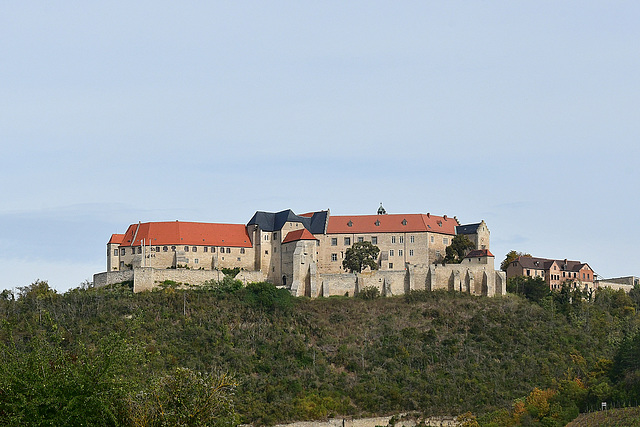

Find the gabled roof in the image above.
[
  {"left": 108, "top": 234, "right": 125, "bottom": 245},
  {"left": 247, "top": 209, "right": 328, "bottom": 234},
  {"left": 517, "top": 256, "right": 593, "bottom": 273},
  {"left": 516, "top": 256, "right": 554, "bottom": 270},
  {"left": 456, "top": 223, "right": 481, "bottom": 235},
  {"left": 119, "top": 221, "right": 252, "bottom": 248},
  {"left": 326, "top": 213, "right": 456, "bottom": 235},
  {"left": 282, "top": 228, "right": 318, "bottom": 244},
  {"left": 464, "top": 249, "right": 494, "bottom": 258}
]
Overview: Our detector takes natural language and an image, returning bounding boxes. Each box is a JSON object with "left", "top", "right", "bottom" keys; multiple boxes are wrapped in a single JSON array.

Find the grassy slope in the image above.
[
  {"left": 567, "top": 407, "right": 640, "bottom": 427},
  {"left": 1, "top": 287, "right": 636, "bottom": 425}
]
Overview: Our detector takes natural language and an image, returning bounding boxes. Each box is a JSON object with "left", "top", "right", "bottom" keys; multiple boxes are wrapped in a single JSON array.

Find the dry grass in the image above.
[{"left": 567, "top": 407, "right": 640, "bottom": 427}]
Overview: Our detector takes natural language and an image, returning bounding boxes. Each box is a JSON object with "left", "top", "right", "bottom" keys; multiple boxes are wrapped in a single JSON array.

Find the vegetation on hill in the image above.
[{"left": 1, "top": 278, "right": 640, "bottom": 426}]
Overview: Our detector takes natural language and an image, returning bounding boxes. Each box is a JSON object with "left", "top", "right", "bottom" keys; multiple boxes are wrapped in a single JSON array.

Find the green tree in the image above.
[
  {"left": 500, "top": 250, "right": 531, "bottom": 271},
  {"left": 0, "top": 327, "right": 141, "bottom": 426},
  {"left": 507, "top": 276, "right": 549, "bottom": 302},
  {"left": 443, "top": 235, "right": 475, "bottom": 264},
  {"left": 342, "top": 241, "right": 380, "bottom": 273},
  {"left": 127, "top": 367, "right": 238, "bottom": 427}
]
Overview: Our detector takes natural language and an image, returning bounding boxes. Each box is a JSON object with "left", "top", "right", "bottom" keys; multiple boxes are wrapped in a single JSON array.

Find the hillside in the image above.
[
  {"left": 1, "top": 280, "right": 640, "bottom": 426},
  {"left": 567, "top": 407, "right": 640, "bottom": 427}
]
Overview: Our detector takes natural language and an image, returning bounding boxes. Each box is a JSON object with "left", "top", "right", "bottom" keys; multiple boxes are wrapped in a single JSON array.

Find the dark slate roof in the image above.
[
  {"left": 516, "top": 256, "right": 554, "bottom": 270},
  {"left": 517, "top": 256, "right": 591, "bottom": 272},
  {"left": 247, "top": 209, "right": 328, "bottom": 234},
  {"left": 306, "top": 210, "right": 329, "bottom": 234},
  {"left": 456, "top": 223, "right": 481, "bottom": 235}
]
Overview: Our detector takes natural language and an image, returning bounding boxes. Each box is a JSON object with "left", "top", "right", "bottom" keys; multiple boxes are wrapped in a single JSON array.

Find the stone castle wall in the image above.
[{"left": 93, "top": 268, "right": 267, "bottom": 293}]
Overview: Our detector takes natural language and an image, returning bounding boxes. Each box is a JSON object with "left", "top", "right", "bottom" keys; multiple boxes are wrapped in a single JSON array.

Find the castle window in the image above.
[
  {"left": 389, "top": 263, "right": 393, "bottom": 269},
  {"left": 212, "top": 247, "right": 216, "bottom": 252},
  {"left": 121, "top": 248, "right": 125, "bottom": 256},
  {"left": 409, "top": 249, "right": 414, "bottom": 256},
  {"left": 527, "top": 269, "right": 530, "bottom": 276},
  {"left": 171, "top": 246, "right": 176, "bottom": 251},
  {"left": 371, "top": 236, "right": 377, "bottom": 244},
  {"left": 430, "top": 236, "right": 434, "bottom": 243},
  {"left": 192, "top": 246, "right": 197, "bottom": 252},
  {"left": 204, "top": 247, "right": 208, "bottom": 252},
  {"left": 220, "top": 247, "right": 225, "bottom": 253},
  {"left": 237, "top": 257, "right": 241, "bottom": 261},
  {"left": 398, "top": 249, "right": 403, "bottom": 256},
  {"left": 264, "top": 235, "right": 269, "bottom": 241},
  {"left": 331, "top": 238, "right": 337, "bottom": 246},
  {"left": 389, "top": 250, "right": 394, "bottom": 256},
  {"left": 265, "top": 250, "right": 268, "bottom": 255},
  {"left": 357, "top": 237, "right": 364, "bottom": 242},
  {"left": 344, "top": 237, "right": 351, "bottom": 246},
  {"left": 155, "top": 246, "right": 160, "bottom": 252},
  {"left": 391, "top": 236, "right": 396, "bottom": 244},
  {"left": 138, "top": 247, "right": 142, "bottom": 254},
  {"left": 184, "top": 246, "right": 189, "bottom": 252},
  {"left": 240, "top": 248, "right": 245, "bottom": 254},
  {"left": 443, "top": 238, "right": 448, "bottom": 245},
  {"left": 226, "top": 248, "right": 231, "bottom": 253},
  {"left": 273, "top": 232, "right": 278, "bottom": 239},
  {"left": 163, "top": 246, "right": 168, "bottom": 252},
  {"left": 399, "top": 236, "right": 404, "bottom": 244},
  {"left": 194, "top": 259, "right": 199, "bottom": 264},
  {"left": 410, "top": 235, "right": 415, "bottom": 243},
  {"left": 114, "top": 249, "right": 118, "bottom": 256},
  {"left": 331, "top": 253, "right": 337, "bottom": 261}
]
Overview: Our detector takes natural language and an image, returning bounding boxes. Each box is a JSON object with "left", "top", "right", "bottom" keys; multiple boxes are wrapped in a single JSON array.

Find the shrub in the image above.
[{"left": 356, "top": 286, "right": 380, "bottom": 300}]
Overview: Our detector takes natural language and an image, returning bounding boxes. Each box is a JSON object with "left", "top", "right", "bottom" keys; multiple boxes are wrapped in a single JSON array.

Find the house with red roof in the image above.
[{"left": 96, "top": 205, "right": 504, "bottom": 296}]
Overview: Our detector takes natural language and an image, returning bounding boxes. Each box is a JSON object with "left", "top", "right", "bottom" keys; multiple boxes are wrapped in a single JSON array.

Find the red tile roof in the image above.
[
  {"left": 282, "top": 228, "right": 318, "bottom": 243},
  {"left": 108, "top": 234, "right": 125, "bottom": 245},
  {"left": 326, "top": 213, "right": 456, "bottom": 235},
  {"left": 119, "top": 221, "right": 252, "bottom": 247},
  {"left": 465, "top": 249, "right": 495, "bottom": 258}
]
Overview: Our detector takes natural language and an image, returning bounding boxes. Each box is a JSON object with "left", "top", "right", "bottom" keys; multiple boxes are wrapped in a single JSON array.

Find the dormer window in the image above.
[
  {"left": 347, "top": 220, "right": 353, "bottom": 227},
  {"left": 375, "top": 220, "right": 380, "bottom": 226},
  {"left": 402, "top": 219, "right": 407, "bottom": 226}
]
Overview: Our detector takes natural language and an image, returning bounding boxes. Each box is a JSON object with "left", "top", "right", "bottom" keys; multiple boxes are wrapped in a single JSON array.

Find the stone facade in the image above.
[
  {"left": 94, "top": 207, "right": 505, "bottom": 297},
  {"left": 595, "top": 276, "right": 639, "bottom": 293}
]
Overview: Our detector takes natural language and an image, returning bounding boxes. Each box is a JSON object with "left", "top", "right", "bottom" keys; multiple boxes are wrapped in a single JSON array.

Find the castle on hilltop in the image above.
[{"left": 94, "top": 206, "right": 506, "bottom": 297}]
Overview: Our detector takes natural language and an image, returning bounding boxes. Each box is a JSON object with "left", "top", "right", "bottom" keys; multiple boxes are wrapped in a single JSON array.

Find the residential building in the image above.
[{"left": 506, "top": 256, "right": 595, "bottom": 290}]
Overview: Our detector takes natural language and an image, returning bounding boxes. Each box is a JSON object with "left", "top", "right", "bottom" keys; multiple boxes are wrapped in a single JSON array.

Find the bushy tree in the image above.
[
  {"left": 500, "top": 250, "right": 531, "bottom": 271},
  {"left": 443, "top": 235, "right": 475, "bottom": 264},
  {"left": 0, "top": 328, "right": 141, "bottom": 426},
  {"left": 126, "top": 367, "right": 237, "bottom": 427},
  {"left": 507, "top": 276, "right": 549, "bottom": 302},
  {"left": 342, "top": 241, "right": 380, "bottom": 273}
]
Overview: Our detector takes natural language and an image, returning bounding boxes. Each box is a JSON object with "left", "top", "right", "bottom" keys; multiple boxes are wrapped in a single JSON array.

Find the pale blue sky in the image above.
[{"left": 1, "top": 1, "right": 638, "bottom": 292}]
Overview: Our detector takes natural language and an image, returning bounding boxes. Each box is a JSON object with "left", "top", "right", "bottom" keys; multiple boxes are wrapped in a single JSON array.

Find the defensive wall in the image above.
[
  {"left": 270, "top": 414, "right": 459, "bottom": 427},
  {"left": 94, "top": 261, "right": 505, "bottom": 297},
  {"left": 287, "top": 261, "right": 506, "bottom": 298},
  {"left": 93, "top": 268, "right": 266, "bottom": 293},
  {"left": 595, "top": 276, "right": 639, "bottom": 293}
]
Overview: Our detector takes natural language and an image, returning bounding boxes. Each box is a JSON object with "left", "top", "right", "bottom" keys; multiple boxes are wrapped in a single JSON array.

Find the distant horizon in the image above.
[{"left": 2, "top": 1, "right": 638, "bottom": 292}]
